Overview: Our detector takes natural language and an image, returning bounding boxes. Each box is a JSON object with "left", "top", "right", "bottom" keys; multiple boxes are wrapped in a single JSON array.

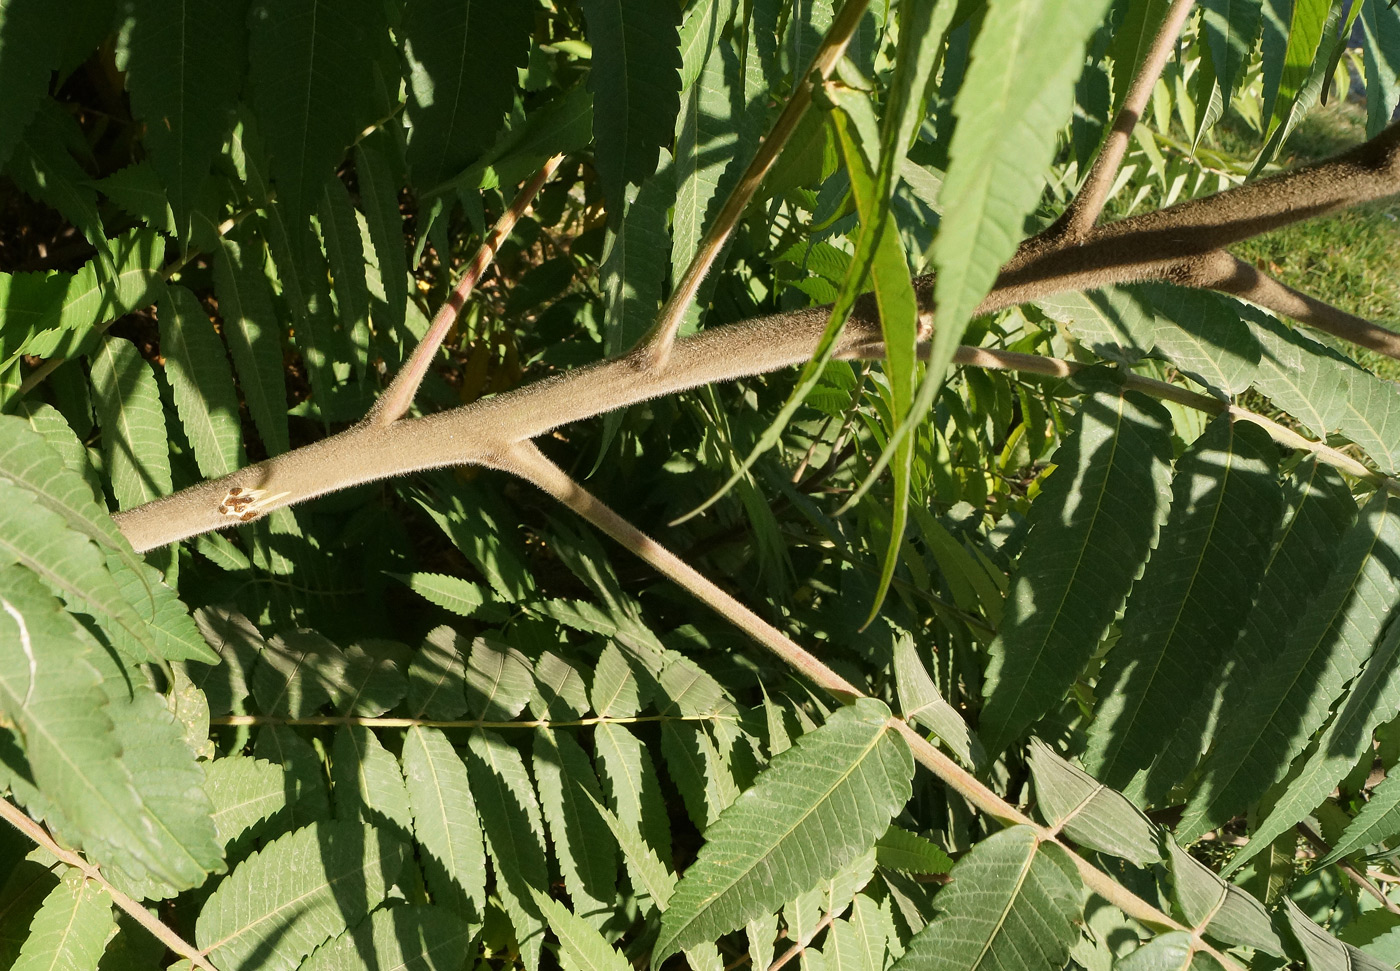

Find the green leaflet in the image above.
[
  {"left": 1084, "top": 417, "right": 1282, "bottom": 790},
  {"left": 405, "top": 625, "right": 470, "bottom": 720},
  {"left": 465, "top": 637, "right": 535, "bottom": 721},
  {"left": 1116, "top": 932, "right": 1225, "bottom": 971},
  {"left": 1178, "top": 492, "right": 1400, "bottom": 842},
  {"left": 584, "top": 790, "right": 678, "bottom": 910},
  {"left": 4, "top": 228, "right": 165, "bottom": 366},
  {"left": 0, "top": 0, "right": 60, "bottom": 170},
  {"left": 1167, "top": 840, "right": 1284, "bottom": 956},
  {"left": 888, "top": 826, "right": 1083, "bottom": 971},
  {"left": 251, "top": 628, "right": 349, "bottom": 718},
  {"left": 590, "top": 643, "right": 642, "bottom": 718},
  {"left": 822, "top": 894, "right": 895, "bottom": 971},
  {"left": 9, "top": 869, "right": 114, "bottom": 971},
  {"left": 0, "top": 862, "right": 60, "bottom": 970},
  {"left": 980, "top": 392, "right": 1174, "bottom": 754},
  {"left": 1285, "top": 899, "right": 1395, "bottom": 971},
  {"left": 0, "top": 565, "right": 217, "bottom": 891},
  {"left": 159, "top": 284, "right": 244, "bottom": 478},
  {"left": 654, "top": 698, "right": 912, "bottom": 963},
  {"left": 1323, "top": 767, "right": 1400, "bottom": 864},
  {"left": 1267, "top": 0, "right": 1330, "bottom": 137},
  {"left": 928, "top": 0, "right": 1111, "bottom": 392},
  {"left": 892, "top": 631, "right": 984, "bottom": 771},
  {"left": 122, "top": 0, "right": 244, "bottom": 242},
  {"left": 582, "top": 0, "right": 682, "bottom": 217},
  {"left": 1108, "top": 0, "right": 1171, "bottom": 112},
  {"left": 1142, "top": 286, "right": 1262, "bottom": 397},
  {"left": 594, "top": 722, "right": 673, "bottom": 880},
  {"left": 530, "top": 652, "right": 590, "bottom": 721},
  {"left": 466, "top": 729, "right": 549, "bottom": 971},
  {"left": 299, "top": 904, "right": 476, "bottom": 971},
  {"left": 391, "top": 571, "right": 495, "bottom": 621},
  {"left": 6, "top": 103, "right": 113, "bottom": 272},
  {"left": 1199, "top": 0, "right": 1264, "bottom": 116},
  {"left": 1232, "top": 614, "right": 1400, "bottom": 872},
  {"left": 599, "top": 157, "right": 673, "bottom": 357},
  {"left": 1037, "top": 286, "right": 1157, "bottom": 365},
  {"left": 0, "top": 479, "right": 160, "bottom": 664},
  {"left": 332, "top": 725, "right": 414, "bottom": 835},
  {"left": 661, "top": 720, "right": 740, "bottom": 829},
  {"left": 318, "top": 178, "right": 372, "bottom": 378},
  {"left": 875, "top": 826, "right": 953, "bottom": 876},
  {"left": 1160, "top": 459, "right": 1353, "bottom": 828},
  {"left": 246, "top": 0, "right": 392, "bottom": 223},
  {"left": 1361, "top": 0, "right": 1400, "bottom": 138},
  {"left": 356, "top": 138, "right": 408, "bottom": 353},
  {"left": 89, "top": 335, "right": 171, "bottom": 511},
  {"left": 195, "top": 820, "right": 406, "bottom": 971},
  {"left": 204, "top": 754, "right": 287, "bottom": 850},
  {"left": 402, "top": 726, "right": 487, "bottom": 923},
  {"left": 401, "top": 0, "right": 532, "bottom": 189},
  {"left": 254, "top": 724, "right": 331, "bottom": 827},
  {"left": 212, "top": 238, "right": 289, "bottom": 455},
  {"left": 533, "top": 891, "right": 631, "bottom": 971},
  {"left": 1027, "top": 741, "right": 1160, "bottom": 866}
]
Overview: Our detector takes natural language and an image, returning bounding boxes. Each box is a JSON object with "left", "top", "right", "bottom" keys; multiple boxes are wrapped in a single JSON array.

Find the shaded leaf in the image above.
[
  {"left": 402, "top": 726, "right": 486, "bottom": 923},
  {"left": 1027, "top": 740, "right": 1160, "bottom": 866},
  {"left": 89, "top": 335, "right": 171, "bottom": 511},
  {"left": 10, "top": 869, "right": 113, "bottom": 971},
  {"left": 406, "top": 625, "right": 469, "bottom": 720},
  {"left": 298, "top": 904, "right": 476, "bottom": 971},
  {"left": 204, "top": 754, "right": 287, "bottom": 850},
  {"left": 159, "top": 285, "right": 243, "bottom": 478}
]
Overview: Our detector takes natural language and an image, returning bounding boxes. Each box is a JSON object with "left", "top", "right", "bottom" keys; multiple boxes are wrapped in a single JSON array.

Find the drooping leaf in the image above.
[
  {"left": 888, "top": 826, "right": 1083, "bottom": 971},
  {"left": 1027, "top": 740, "right": 1160, "bottom": 866},
  {"left": 211, "top": 238, "right": 289, "bottom": 455},
  {"left": 9, "top": 869, "right": 114, "bottom": 971},
  {"left": 1084, "top": 417, "right": 1281, "bottom": 789},
  {"left": 402, "top": 726, "right": 487, "bottom": 923},
  {"left": 582, "top": 0, "right": 683, "bottom": 217},
  {"left": 654, "top": 698, "right": 912, "bottom": 963},
  {"left": 892, "top": 631, "right": 984, "bottom": 770},
  {"left": 246, "top": 0, "right": 392, "bottom": 223},
  {"left": 122, "top": 0, "right": 245, "bottom": 242},
  {"left": 599, "top": 157, "right": 673, "bottom": 356},
  {"left": 980, "top": 392, "right": 1174, "bottom": 753},
  {"left": 1178, "top": 492, "right": 1400, "bottom": 840},
  {"left": 1115, "top": 932, "right": 1224, "bottom": 971},
  {"left": 1166, "top": 840, "right": 1284, "bottom": 956},
  {"left": 1285, "top": 899, "right": 1395, "bottom": 971},
  {"left": 0, "top": 565, "right": 212, "bottom": 890},
  {"left": 928, "top": 0, "right": 1112, "bottom": 391},
  {"left": 1109, "top": 0, "right": 1171, "bottom": 112},
  {"left": 299, "top": 904, "right": 477, "bottom": 971},
  {"left": 1266, "top": 0, "right": 1330, "bottom": 137},
  {"left": 661, "top": 720, "right": 740, "bottom": 829},
  {"left": 317, "top": 177, "right": 372, "bottom": 377},
  {"left": 466, "top": 729, "right": 549, "bottom": 970},
  {"left": 158, "top": 284, "right": 243, "bottom": 478},
  {"left": 401, "top": 0, "right": 532, "bottom": 189},
  {"left": 195, "top": 820, "right": 406, "bottom": 971},
  {"left": 355, "top": 138, "right": 408, "bottom": 352}
]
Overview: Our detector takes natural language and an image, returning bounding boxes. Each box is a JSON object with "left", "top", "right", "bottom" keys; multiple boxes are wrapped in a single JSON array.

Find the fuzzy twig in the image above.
[
  {"left": 1052, "top": 0, "right": 1197, "bottom": 239},
  {"left": 638, "top": 0, "right": 872, "bottom": 369},
  {"left": 365, "top": 154, "right": 566, "bottom": 426},
  {"left": 0, "top": 798, "right": 220, "bottom": 971}
]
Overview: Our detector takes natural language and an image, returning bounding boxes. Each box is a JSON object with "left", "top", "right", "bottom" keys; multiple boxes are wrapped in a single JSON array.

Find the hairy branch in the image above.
[
  {"left": 1052, "top": 0, "right": 1197, "bottom": 239},
  {"left": 365, "top": 154, "right": 566, "bottom": 426},
  {"left": 111, "top": 123, "right": 1400, "bottom": 552},
  {"left": 0, "top": 798, "right": 220, "bottom": 971},
  {"left": 640, "top": 0, "right": 872, "bottom": 369}
]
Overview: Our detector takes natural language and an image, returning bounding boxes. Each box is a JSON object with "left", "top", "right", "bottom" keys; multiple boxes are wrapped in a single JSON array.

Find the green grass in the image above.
[{"left": 1229, "top": 101, "right": 1400, "bottom": 379}]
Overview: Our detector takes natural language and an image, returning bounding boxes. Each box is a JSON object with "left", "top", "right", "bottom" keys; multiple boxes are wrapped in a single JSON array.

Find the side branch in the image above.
[{"left": 1052, "top": 0, "right": 1196, "bottom": 239}]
